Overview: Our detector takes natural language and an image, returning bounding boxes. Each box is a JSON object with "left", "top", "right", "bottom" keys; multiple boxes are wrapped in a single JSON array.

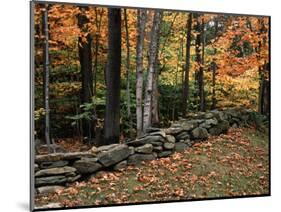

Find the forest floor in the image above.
[{"left": 35, "top": 127, "right": 269, "bottom": 208}]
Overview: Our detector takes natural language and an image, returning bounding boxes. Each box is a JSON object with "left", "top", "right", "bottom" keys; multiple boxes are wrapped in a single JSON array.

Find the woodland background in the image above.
[
  {"left": 0, "top": 0, "right": 278, "bottom": 211},
  {"left": 34, "top": 3, "right": 269, "bottom": 150}
]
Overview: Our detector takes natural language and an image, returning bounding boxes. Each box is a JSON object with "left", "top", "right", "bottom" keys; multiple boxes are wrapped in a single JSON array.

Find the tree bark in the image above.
[
  {"left": 262, "top": 70, "right": 270, "bottom": 116},
  {"left": 259, "top": 63, "right": 269, "bottom": 116},
  {"left": 143, "top": 10, "right": 162, "bottom": 133},
  {"left": 78, "top": 6, "right": 94, "bottom": 141},
  {"left": 93, "top": 8, "right": 104, "bottom": 96},
  {"left": 136, "top": 9, "right": 147, "bottom": 137},
  {"left": 124, "top": 9, "right": 133, "bottom": 138},
  {"left": 182, "top": 13, "right": 192, "bottom": 116},
  {"left": 257, "top": 18, "right": 269, "bottom": 116},
  {"left": 104, "top": 8, "right": 121, "bottom": 144},
  {"left": 42, "top": 4, "right": 51, "bottom": 153},
  {"left": 211, "top": 62, "right": 217, "bottom": 110},
  {"left": 258, "top": 67, "right": 265, "bottom": 113},
  {"left": 199, "top": 17, "right": 206, "bottom": 112},
  {"left": 151, "top": 59, "right": 160, "bottom": 126},
  {"left": 151, "top": 17, "right": 162, "bottom": 127},
  {"left": 211, "top": 19, "right": 218, "bottom": 110},
  {"left": 194, "top": 15, "right": 202, "bottom": 111}
]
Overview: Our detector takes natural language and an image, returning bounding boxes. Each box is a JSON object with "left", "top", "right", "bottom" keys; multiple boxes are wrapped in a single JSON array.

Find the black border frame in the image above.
[{"left": 30, "top": 1, "right": 271, "bottom": 211}]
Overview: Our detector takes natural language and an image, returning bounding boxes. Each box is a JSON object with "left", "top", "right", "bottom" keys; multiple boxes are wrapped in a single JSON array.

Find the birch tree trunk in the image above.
[
  {"left": 151, "top": 18, "right": 162, "bottom": 126},
  {"left": 136, "top": 9, "right": 147, "bottom": 137},
  {"left": 104, "top": 8, "right": 121, "bottom": 144},
  {"left": 42, "top": 4, "right": 51, "bottom": 153},
  {"left": 143, "top": 10, "right": 162, "bottom": 133}
]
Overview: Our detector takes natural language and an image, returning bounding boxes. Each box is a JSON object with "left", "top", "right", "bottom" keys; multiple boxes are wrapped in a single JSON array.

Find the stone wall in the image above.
[{"left": 34, "top": 108, "right": 266, "bottom": 194}]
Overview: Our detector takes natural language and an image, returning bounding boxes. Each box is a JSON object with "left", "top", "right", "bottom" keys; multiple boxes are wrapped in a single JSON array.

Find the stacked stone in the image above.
[{"left": 34, "top": 108, "right": 263, "bottom": 194}]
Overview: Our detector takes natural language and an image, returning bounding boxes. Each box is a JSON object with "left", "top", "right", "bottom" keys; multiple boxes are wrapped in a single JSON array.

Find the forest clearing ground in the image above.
[{"left": 35, "top": 127, "right": 269, "bottom": 208}]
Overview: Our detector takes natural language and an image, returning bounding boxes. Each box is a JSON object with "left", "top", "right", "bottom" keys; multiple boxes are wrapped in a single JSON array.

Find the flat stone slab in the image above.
[
  {"left": 97, "top": 144, "right": 131, "bottom": 167},
  {"left": 35, "top": 174, "right": 80, "bottom": 186},
  {"left": 126, "top": 135, "right": 164, "bottom": 147},
  {"left": 36, "top": 185, "right": 64, "bottom": 194},
  {"left": 35, "top": 166, "right": 77, "bottom": 177},
  {"left": 175, "top": 131, "right": 190, "bottom": 140},
  {"left": 96, "top": 144, "right": 119, "bottom": 152},
  {"left": 35, "top": 152, "right": 95, "bottom": 163},
  {"left": 39, "top": 160, "right": 69, "bottom": 169},
  {"left": 149, "top": 131, "right": 166, "bottom": 138},
  {"left": 163, "top": 127, "right": 184, "bottom": 135},
  {"left": 135, "top": 144, "right": 153, "bottom": 154},
  {"left": 73, "top": 157, "right": 102, "bottom": 174}
]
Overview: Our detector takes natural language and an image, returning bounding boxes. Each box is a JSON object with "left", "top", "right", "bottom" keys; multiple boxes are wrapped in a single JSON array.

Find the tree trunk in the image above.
[
  {"left": 194, "top": 15, "right": 202, "bottom": 111},
  {"left": 211, "top": 19, "right": 218, "bottom": 110},
  {"left": 258, "top": 67, "right": 264, "bottom": 114},
  {"left": 262, "top": 69, "right": 270, "bottom": 116},
  {"left": 92, "top": 8, "right": 104, "bottom": 140},
  {"left": 78, "top": 6, "right": 94, "bottom": 141},
  {"left": 124, "top": 9, "right": 133, "bottom": 138},
  {"left": 151, "top": 59, "right": 160, "bottom": 126},
  {"left": 104, "top": 8, "right": 121, "bottom": 144},
  {"left": 136, "top": 9, "right": 147, "bottom": 137},
  {"left": 182, "top": 13, "right": 192, "bottom": 116},
  {"left": 257, "top": 19, "right": 269, "bottom": 116},
  {"left": 199, "top": 18, "right": 206, "bottom": 112},
  {"left": 42, "top": 4, "right": 51, "bottom": 153},
  {"left": 151, "top": 19, "right": 162, "bottom": 126},
  {"left": 211, "top": 62, "right": 217, "bottom": 110},
  {"left": 173, "top": 47, "right": 181, "bottom": 121},
  {"left": 143, "top": 10, "right": 162, "bottom": 133},
  {"left": 93, "top": 8, "right": 104, "bottom": 96},
  {"left": 258, "top": 63, "right": 269, "bottom": 116}
]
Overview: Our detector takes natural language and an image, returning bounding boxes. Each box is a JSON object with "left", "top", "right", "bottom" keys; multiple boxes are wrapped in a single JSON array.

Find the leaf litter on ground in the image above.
[{"left": 35, "top": 127, "right": 269, "bottom": 208}]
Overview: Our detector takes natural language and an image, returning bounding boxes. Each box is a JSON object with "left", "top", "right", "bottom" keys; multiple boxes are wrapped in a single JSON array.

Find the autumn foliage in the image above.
[
  {"left": 34, "top": 4, "right": 269, "bottom": 141},
  {"left": 33, "top": 2, "right": 270, "bottom": 209}
]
